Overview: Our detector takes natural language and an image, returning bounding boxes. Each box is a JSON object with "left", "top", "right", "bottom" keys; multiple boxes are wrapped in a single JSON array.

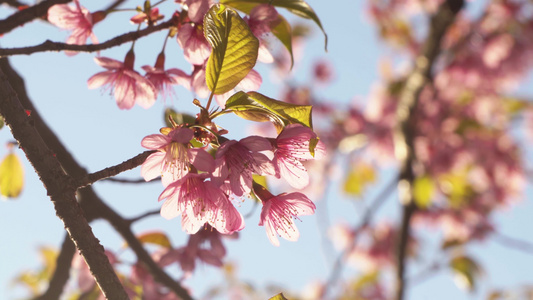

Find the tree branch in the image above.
[
  {"left": 0, "top": 19, "right": 175, "bottom": 57},
  {"left": 34, "top": 234, "right": 76, "bottom": 300},
  {"left": 76, "top": 150, "right": 155, "bottom": 188},
  {"left": 0, "top": 0, "right": 71, "bottom": 35},
  {"left": 392, "top": 1, "right": 464, "bottom": 299},
  {"left": 492, "top": 231, "right": 533, "bottom": 255},
  {"left": 0, "top": 66, "right": 128, "bottom": 299},
  {"left": 0, "top": 57, "right": 194, "bottom": 300}
]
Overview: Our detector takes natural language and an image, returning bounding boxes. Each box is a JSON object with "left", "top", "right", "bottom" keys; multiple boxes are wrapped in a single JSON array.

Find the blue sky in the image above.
[{"left": 0, "top": 0, "right": 533, "bottom": 299}]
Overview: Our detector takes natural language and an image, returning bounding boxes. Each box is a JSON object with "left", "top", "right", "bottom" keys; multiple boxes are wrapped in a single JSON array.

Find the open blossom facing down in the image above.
[
  {"left": 246, "top": 4, "right": 279, "bottom": 63},
  {"left": 257, "top": 191, "right": 316, "bottom": 246},
  {"left": 273, "top": 124, "right": 326, "bottom": 189},
  {"left": 142, "top": 53, "right": 191, "bottom": 101},
  {"left": 159, "top": 173, "right": 245, "bottom": 234},
  {"left": 141, "top": 127, "right": 215, "bottom": 186},
  {"left": 87, "top": 53, "right": 157, "bottom": 109},
  {"left": 47, "top": 0, "right": 103, "bottom": 55},
  {"left": 214, "top": 136, "right": 275, "bottom": 196}
]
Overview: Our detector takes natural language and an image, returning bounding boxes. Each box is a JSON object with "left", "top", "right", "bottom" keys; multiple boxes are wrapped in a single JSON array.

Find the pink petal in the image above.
[
  {"left": 239, "top": 135, "right": 272, "bottom": 151},
  {"left": 169, "top": 127, "right": 194, "bottom": 143},
  {"left": 87, "top": 71, "right": 113, "bottom": 89},
  {"left": 189, "top": 149, "right": 215, "bottom": 173},
  {"left": 278, "top": 158, "right": 309, "bottom": 189},
  {"left": 93, "top": 56, "right": 123, "bottom": 69},
  {"left": 140, "top": 152, "right": 165, "bottom": 181},
  {"left": 141, "top": 134, "right": 170, "bottom": 149}
]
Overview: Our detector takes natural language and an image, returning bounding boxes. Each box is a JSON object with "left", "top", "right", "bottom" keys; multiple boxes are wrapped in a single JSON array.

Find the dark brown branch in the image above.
[
  {"left": 392, "top": 1, "right": 464, "bottom": 299},
  {"left": 0, "top": 65, "right": 128, "bottom": 299},
  {"left": 34, "top": 234, "right": 76, "bottom": 300},
  {"left": 0, "top": 57, "right": 193, "bottom": 300},
  {"left": 93, "top": 199, "right": 194, "bottom": 300},
  {"left": 103, "top": 0, "right": 126, "bottom": 12},
  {"left": 322, "top": 176, "right": 397, "bottom": 299},
  {"left": 0, "top": 19, "right": 174, "bottom": 57},
  {"left": 0, "top": 0, "right": 71, "bottom": 35},
  {"left": 76, "top": 150, "right": 155, "bottom": 188}
]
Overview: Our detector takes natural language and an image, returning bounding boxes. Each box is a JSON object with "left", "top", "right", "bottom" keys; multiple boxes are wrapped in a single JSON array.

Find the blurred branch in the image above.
[
  {"left": 0, "top": 62, "right": 128, "bottom": 299},
  {"left": 392, "top": 1, "right": 464, "bottom": 299},
  {"left": 0, "top": 57, "right": 194, "bottom": 300},
  {"left": 127, "top": 209, "right": 161, "bottom": 224},
  {"left": 492, "top": 231, "right": 533, "bottom": 255},
  {"left": 0, "top": 0, "right": 71, "bottom": 35},
  {"left": 104, "top": 0, "right": 126, "bottom": 12},
  {"left": 322, "top": 176, "right": 397, "bottom": 299},
  {"left": 0, "top": 19, "right": 175, "bottom": 57},
  {"left": 76, "top": 150, "right": 155, "bottom": 188},
  {"left": 34, "top": 234, "right": 76, "bottom": 300}
]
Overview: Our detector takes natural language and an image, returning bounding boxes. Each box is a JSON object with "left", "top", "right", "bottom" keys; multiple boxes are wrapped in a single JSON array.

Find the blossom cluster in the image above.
[{"left": 141, "top": 122, "right": 324, "bottom": 246}]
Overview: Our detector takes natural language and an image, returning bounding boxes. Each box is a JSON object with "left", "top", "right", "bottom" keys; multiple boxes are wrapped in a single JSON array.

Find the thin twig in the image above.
[
  {"left": 492, "top": 231, "right": 533, "bottom": 255},
  {"left": 76, "top": 150, "right": 155, "bottom": 188},
  {"left": 127, "top": 209, "right": 161, "bottom": 224},
  {"left": 105, "top": 177, "right": 158, "bottom": 184},
  {"left": 321, "top": 176, "right": 398, "bottom": 299},
  {"left": 0, "top": 0, "right": 71, "bottom": 35},
  {"left": 0, "top": 19, "right": 175, "bottom": 57}
]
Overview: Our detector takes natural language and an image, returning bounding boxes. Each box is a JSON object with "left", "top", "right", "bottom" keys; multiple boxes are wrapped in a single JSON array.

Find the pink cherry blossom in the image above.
[
  {"left": 245, "top": 4, "right": 280, "bottom": 63},
  {"left": 130, "top": 7, "right": 164, "bottom": 25},
  {"left": 87, "top": 53, "right": 157, "bottom": 109},
  {"left": 142, "top": 53, "right": 191, "bottom": 101},
  {"left": 258, "top": 192, "right": 316, "bottom": 247},
  {"left": 176, "top": 0, "right": 212, "bottom": 65},
  {"left": 47, "top": 0, "right": 102, "bottom": 55},
  {"left": 273, "top": 124, "right": 326, "bottom": 189},
  {"left": 213, "top": 136, "right": 275, "bottom": 196},
  {"left": 141, "top": 127, "right": 214, "bottom": 186},
  {"left": 158, "top": 173, "right": 244, "bottom": 234}
]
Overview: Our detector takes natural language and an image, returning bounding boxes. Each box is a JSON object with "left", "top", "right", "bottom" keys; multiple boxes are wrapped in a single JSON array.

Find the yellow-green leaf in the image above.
[
  {"left": 413, "top": 175, "right": 435, "bottom": 209},
  {"left": 450, "top": 255, "right": 481, "bottom": 291},
  {"left": 0, "top": 152, "right": 24, "bottom": 198},
  {"left": 135, "top": 232, "right": 172, "bottom": 248},
  {"left": 204, "top": 4, "right": 259, "bottom": 94},
  {"left": 269, "top": 293, "right": 288, "bottom": 300},
  {"left": 0, "top": 117, "right": 4, "bottom": 130},
  {"left": 271, "top": 14, "right": 294, "bottom": 68},
  {"left": 343, "top": 163, "right": 376, "bottom": 196},
  {"left": 225, "top": 91, "right": 313, "bottom": 131},
  {"left": 220, "top": 0, "right": 327, "bottom": 49}
]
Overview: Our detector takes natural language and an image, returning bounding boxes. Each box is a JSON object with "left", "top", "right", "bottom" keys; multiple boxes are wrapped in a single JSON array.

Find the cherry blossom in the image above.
[
  {"left": 245, "top": 4, "right": 280, "bottom": 63},
  {"left": 158, "top": 173, "right": 244, "bottom": 234},
  {"left": 177, "top": 0, "right": 213, "bottom": 65},
  {"left": 142, "top": 53, "right": 191, "bottom": 101},
  {"left": 130, "top": 7, "right": 164, "bottom": 25},
  {"left": 213, "top": 136, "right": 275, "bottom": 196},
  {"left": 141, "top": 127, "right": 214, "bottom": 186},
  {"left": 257, "top": 191, "right": 316, "bottom": 247},
  {"left": 47, "top": 0, "right": 103, "bottom": 55},
  {"left": 87, "top": 52, "right": 157, "bottom": 109},
  {"left": 273, "top": 124, "right": 326, "bottom": 189}
]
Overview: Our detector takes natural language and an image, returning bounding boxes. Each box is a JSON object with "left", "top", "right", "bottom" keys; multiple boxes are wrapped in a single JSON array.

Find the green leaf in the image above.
[
  {"left": 220, "top": 0, "right": 327, "bottom": 49},
  {"left": 225, "top": 91, "right": 313, "bottom": 132},
  {"left": 343, "top": 163, "right": 376, "bottom": 196},
  {"left": 204, "top": 4, "right": 259, "bottom": 94},
  {"left": 269, "top": 293, "right": 288, "bottom": 300},
  {"left": 0, "top": 152, "right": 24, "bottom": 198},
  {"left": 0, "top": 117, "right": 4, "bottom": 130},
  {"left": 271, "top": 14, "right": 294, "bottom": 68},
  {"left": 450, "top": 256, "right": 481, "bottom": 291},
  {"left": 413, "top": 175, "right": 435, "bottom": 208},
  {"left": 164, "top": 108, "right": 196, "bottom": 127}
]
